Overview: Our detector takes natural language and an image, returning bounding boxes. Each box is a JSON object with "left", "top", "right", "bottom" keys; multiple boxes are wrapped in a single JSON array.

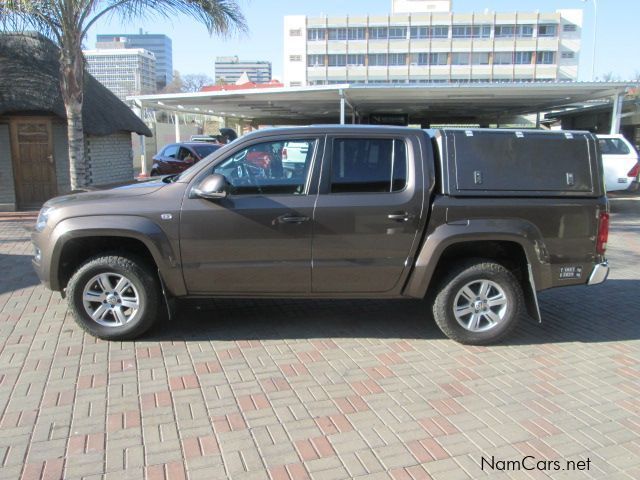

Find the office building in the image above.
[
  {"left": 84, "top": 48, "right": 156, "bottom": 101},
  {"left": 96, "top": 32, "right": 172, "bottom": 89},
  {"left": 215, "top": 56, "right": 272, "bottom": 84},
  {"left": 283, "top": 0, "right": 582, "bottom": 86}
]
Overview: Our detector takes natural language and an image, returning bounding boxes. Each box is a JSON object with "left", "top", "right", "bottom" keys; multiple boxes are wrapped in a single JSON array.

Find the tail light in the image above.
[
  {"left": 628, "top": 163, "right": 640, "bottom": 178},
  {"left": 596, "top": 211, "right": 610, "bottom": 255}
]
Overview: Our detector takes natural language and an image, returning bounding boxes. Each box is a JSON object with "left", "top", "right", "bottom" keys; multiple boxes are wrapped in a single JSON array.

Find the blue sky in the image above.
[{"left": 87, "top": 0, "right": 636, "bottom": 82}]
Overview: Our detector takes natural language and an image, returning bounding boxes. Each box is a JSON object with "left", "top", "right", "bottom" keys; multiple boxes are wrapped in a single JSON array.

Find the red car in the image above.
[{"left": 151, "top": 142, "right": 223, "bottom": 176}]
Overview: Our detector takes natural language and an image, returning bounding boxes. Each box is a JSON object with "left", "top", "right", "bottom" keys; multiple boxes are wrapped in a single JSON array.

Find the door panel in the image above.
[
  {"left": 312, "top": 136, "right": 425, "bottom": 293},
  {"left": 180, "top": 195, "right": 315, "bottom": 293},
  {"left": 180, "top": 137, "right": 322, "bottom": 294},
  {"left": 10, "top": 118, "right": 56, "bottom": 208}
]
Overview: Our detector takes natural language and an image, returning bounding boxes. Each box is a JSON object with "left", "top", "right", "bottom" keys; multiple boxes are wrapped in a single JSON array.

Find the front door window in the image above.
[{"left": 213, "top": 139, "right": 317, "bottom": 195}]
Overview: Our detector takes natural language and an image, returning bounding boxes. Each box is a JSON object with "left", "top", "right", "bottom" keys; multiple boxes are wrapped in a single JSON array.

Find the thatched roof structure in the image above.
[{"left": 0, "top": 32, "right": 151, "bottom": 136}]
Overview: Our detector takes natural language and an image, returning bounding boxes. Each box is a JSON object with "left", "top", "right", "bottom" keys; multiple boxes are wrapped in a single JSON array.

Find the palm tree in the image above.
[{"left": 0, "top": 1, "right": 245, "bottom": 190}]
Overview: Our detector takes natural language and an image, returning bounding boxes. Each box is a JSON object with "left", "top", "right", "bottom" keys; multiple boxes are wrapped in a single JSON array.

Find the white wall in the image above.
[
  {"left": 391, "top": 0, "right": 451, "bottom": 13},
  {"left": 283, "top": 16, "right": 308, "bottom": 86},
  {"left": 558, "top": 9, "right": 583, "bottom": 81}
]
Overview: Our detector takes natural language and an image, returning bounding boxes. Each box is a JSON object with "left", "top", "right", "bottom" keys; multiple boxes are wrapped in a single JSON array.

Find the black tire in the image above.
[
  {"left": 432, "top": 259, "right": 524, "bottom": 345},
  {"left": 66, "top": 254, "right": 161, "bottom": 340},
  {"left": 150, "top": 169, "right": 159, "bottom": 177}
]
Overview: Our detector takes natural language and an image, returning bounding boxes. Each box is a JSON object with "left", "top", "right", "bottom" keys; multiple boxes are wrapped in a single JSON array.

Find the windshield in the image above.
[
  {"left": 192, "top": 144, "right": 222, "bottom": 158},
  {"left": 599, "top": 138, "right": 632, "bottom": 155}
]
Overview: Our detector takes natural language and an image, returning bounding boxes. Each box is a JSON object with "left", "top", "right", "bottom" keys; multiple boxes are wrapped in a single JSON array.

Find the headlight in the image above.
[{"left": 35, "top": 206, "right": 55, "bottom": 232}]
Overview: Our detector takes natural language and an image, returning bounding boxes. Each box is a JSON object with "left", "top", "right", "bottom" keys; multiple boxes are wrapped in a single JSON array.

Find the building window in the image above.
[
  {"left": 330, "top": 138, "right": 407, "bottom": 193},
  {"left": 429, "top": 52, "right": 448, "bottom": 65},
  {"left": 537, "top": 24, "right": 557, "bottom": 37},
  {"left": 289, "top": 55, "right": 302, "bottom": 62},
  {"left": 563, "top": 24, "right": 577, "bottom": 32},
  {"left": 308, "top": 54, "right": 325, "bottom": 67},
  {"left": 389, "top": 53, "right": 406, "bottom": 66},
  {"left": 328, "top": 54, "right": 347, "bottom": 67},
  {"left": 389, "top": 27, "right": 407, "bottom": 39},
  {"left": 561, "top": 51, "right": 575, "bottom": 59},
  {"left": 517, "top": 25, "right": 534, "bottom": 37},
  {"left": 289, "top": 29, "right": 302, "bottom": 37},
  {"left": 347, "top": 54, "right": 365, "bottom": 66},
  {"left": 495, "top": 25, "right": 515, "bottom": 38},
  {"left": 493, "top": 52, "right": 513, "bottom": 64},
  {"left": 471, "top": 52, "right": 490, "bottom": 65},
  {"left": 307, "top": 28, "right": 325, "bottom": 41},
  {"left": 328, "top": 28, "right": 347, "bottom": 40},
  {"left": 451, "top": 52, "right": 471, "bottom": 65},
  {"left": 410, "top": 26, "right": 428, "bottom": 39},
  {"left": 452, "top": 25, "right": 491, "bottom": 39},
  {"left": 369, "top": 27, "right": 388, "bottom": 40},
  {"left": 431, "top": 26, "right": 449, "bottom": 38},
  {"left": 414, "top": 53, "right": 429, "bottom": 65},
  {"left": 514, "top": 51, "right": 533, "bottom": 64},
  {"left": 536, "top": 51, "right": 556, "bottom": 64},
  {"left": 368, "top": 53, "right": 388, "bottom": 66},
  {"left": 348, "top": 27, "right": 366, "bottom": 40}
]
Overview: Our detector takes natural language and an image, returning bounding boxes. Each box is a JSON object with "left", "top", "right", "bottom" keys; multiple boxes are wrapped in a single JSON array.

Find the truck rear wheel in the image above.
[
  {"left": 432, "top": 259, "right": 524, "bottom": 345},
  {"left": 67, "top": 254, "right": 161, "bottom": 340}
]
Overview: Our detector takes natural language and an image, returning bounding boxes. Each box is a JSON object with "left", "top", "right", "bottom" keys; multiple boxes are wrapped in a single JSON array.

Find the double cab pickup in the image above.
[{"left": 32, "top": 126, "right": 610, "bottom": 344}]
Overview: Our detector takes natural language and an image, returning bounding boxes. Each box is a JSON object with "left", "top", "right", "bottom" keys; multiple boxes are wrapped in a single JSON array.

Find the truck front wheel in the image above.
[
  {"left": 432, "top": 259, "right": 524, "bottom": 345},
  {"left": 66, "top": 254, "right": 161, "bottom": 340}
]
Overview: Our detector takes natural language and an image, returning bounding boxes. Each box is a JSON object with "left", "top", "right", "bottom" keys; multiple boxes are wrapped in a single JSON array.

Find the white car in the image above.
[{"left": 597, "top": 134, "right": 639, "bottom": 192}]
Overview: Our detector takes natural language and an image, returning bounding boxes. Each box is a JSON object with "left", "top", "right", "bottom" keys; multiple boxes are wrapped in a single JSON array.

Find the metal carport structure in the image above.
[{"left": 130, "top": 81, "right": 630, "bottom": 127}]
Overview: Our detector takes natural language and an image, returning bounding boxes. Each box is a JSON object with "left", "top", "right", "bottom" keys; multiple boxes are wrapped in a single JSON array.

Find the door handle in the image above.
[
  {"left": 387, "top": 212, "right": 414, "bottom": 222},
  {"left": 278, "top": 214, "right": 310, "bottom": 224}
]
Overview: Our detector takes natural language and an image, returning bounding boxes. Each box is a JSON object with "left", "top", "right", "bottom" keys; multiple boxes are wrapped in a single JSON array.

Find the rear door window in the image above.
[
  {"left": 192, "top": 144, "right": 221, "bottom": 158},
  {"left": 599, "top": 138, "right": 631, "bottom": 155},
  {"left": 330, "top": 138, "right": 407, "bottom": 193}
]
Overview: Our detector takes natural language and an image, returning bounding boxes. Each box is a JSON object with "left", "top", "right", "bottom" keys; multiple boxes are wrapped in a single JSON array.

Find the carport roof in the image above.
[{"left": 129, "top": 82, "right": 630, "bottom": 125}]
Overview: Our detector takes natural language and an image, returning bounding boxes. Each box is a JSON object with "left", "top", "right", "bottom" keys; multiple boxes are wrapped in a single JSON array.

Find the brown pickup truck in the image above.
[{"left": 31, "top": 126, "right": 609, "bottom": 345}]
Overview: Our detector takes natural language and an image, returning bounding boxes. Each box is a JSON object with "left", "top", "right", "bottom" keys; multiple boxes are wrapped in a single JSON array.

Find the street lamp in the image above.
[{"left": 582, "top": 0, "right": 598, "bottom": 80}]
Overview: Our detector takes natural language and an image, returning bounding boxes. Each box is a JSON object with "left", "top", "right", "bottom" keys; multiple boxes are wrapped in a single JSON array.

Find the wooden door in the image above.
[{"left": 10, "top": 117, "right": 57, "bottom": 209}]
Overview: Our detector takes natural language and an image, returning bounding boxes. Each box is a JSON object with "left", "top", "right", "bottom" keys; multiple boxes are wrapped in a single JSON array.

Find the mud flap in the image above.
[
  {"left": 158, "top": 270, "right": 176, "bottom": 321},
  {"left": 523, "top": 264, "right": 542, "bottom": 323}
]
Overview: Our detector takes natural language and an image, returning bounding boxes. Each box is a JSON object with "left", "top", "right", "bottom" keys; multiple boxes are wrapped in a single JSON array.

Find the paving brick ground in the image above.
[{"left": 0, "top": 197, "right": 638, "bottom": 480}]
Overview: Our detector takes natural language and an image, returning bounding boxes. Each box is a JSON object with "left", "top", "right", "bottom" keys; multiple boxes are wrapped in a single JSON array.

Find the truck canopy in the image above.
[{"left": 434, "top": 129, "right": 602, "bottom": 197}]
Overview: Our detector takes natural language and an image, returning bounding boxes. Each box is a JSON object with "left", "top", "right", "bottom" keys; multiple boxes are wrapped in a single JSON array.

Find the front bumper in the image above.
[
  {"left": 31, "top": 232, "right": 52, "bottom": 290},
  {"left": 588, "top": 261, "right": 609, "bottom": 285}
]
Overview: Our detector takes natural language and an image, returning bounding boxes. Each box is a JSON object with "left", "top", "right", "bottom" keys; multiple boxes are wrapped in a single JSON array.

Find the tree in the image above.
[
  {"left": 1, "top": 1, "right": 245, "bottom": 189},
  {"left": 161, "top": 70, "right": 184, "bottom": 93},
  {"left": 182, "top": 73, "right": 213, "bottom": 92},
  {"left": 600, "top": 71, "right": 620, "bottom": 82}
]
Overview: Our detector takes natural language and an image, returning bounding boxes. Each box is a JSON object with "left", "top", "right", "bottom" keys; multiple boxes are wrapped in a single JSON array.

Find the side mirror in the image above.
[{"left": 192, "top": 173, "right": 228, "bottom": 200}]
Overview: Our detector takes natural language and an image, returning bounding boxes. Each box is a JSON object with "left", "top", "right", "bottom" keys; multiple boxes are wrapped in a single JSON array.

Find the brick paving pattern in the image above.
[{"left": 0, "top": 197, "right": 639, "bottom": 480}]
